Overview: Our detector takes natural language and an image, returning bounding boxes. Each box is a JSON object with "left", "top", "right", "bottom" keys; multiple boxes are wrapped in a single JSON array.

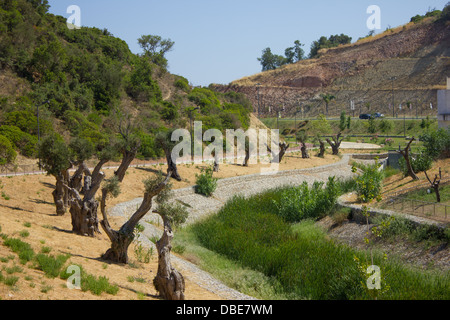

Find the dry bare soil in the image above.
[{"left": 0, "top": 152, "right": 340, "bottom": 300}]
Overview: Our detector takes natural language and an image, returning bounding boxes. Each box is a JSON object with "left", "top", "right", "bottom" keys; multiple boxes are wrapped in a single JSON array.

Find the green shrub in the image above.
[
  {"left": 420, "top": 128, "right": 450, "bottom": 159},
  {"left": 379, "top": 119, "right": 393, "bottom": 133},
  {"left": 195, "top": 166, "right": 218, "bottom": 197},
  {"left": 188, "top": 87, "right": 221, "bottom": 114},
  {"left": 82, "top": 274, "right": 119, "bottom": 296},
  {"left": 410, "top": 14, "right": 424, "bottom": 23},
  {"left": 274, "top": 177, "right": 340, "bottom": 222},
  {"left": 367, "top": 117, "right": 377, "bottom": 134},
  {"left": 60, "top": 263, "right": 119, "bottom": 295},
  {"left": 399, "top": 152, "right": 433, "bottom": 176},
  {"left": 0, "top": 125, "right": 38, "bottom": 157},
  {"left": 0, "top": 135, "right": 17, "bottom": 165},
  {"left": 160, "top": 101, "right": 179, "bottom": 121},
  {"left": 354, "top": 162, "right": 384, "bottom": 203},
  {"left": 34, "top": 253, "right": 70, "bottom": 278},
  {"left": 2, "top": 237, "right": 35, "bottom": 264},
  {"left": 174, "top": 76, "right": 190, "bottom": 92},
  {"left": 126, "top": 57, "right": 162, "bottom": 103}
]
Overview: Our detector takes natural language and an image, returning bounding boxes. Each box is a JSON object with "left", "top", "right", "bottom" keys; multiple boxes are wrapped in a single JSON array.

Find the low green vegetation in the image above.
[
  {"left": 372, "top": 215, "right": 450, "bottom": 245},
  {"left": 0, "top": 233, "right": 119, "bottom": 296},
  {"left": 402, "top": 184, "right": 450, "bottom": 205},
  {"left": 274, "top": 177, "right": 339, "bottom": 222},
  {"left": 195, "top": 165, "right": 218, "bottom": 197},
  {"left": 2, "top": 236, "right": 35, "bottom": 264},
  {"left": 59, "top": 264, "right": 119, "bottom": 296},
  {"left": 263, "top": 117, "right": 438, "bottom": 141},
  {"left": 174, "top": 177, "right": 449, "bottom": 300},
  {"left": 34, "top": 253, "right": 71, "bottom": 278},
  {"left": 353, "top": 162, "right": 384, "bottom": 203}
]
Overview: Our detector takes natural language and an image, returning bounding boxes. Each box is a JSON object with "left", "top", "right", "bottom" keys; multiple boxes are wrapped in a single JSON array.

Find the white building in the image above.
[{"left": 437, "top": 77, "right": 450, "bottom": 129}]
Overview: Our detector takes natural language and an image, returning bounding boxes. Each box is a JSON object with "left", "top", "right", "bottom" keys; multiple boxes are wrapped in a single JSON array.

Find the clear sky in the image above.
[{"left": 48, "top": 0, "right": 449, "bottom": 87}]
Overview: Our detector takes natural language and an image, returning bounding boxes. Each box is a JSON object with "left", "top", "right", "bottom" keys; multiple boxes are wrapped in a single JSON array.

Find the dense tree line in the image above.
[{"left": 257, "top": 34, "right": 351, "bottom": 71}]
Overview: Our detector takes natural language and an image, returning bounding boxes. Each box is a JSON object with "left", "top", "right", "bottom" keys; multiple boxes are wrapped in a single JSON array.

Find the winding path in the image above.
[{"left": 108, "top": 154, "right": 356, "bottom": 300}]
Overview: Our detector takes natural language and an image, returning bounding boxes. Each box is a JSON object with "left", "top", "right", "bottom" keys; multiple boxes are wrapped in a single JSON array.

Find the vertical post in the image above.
[
  {"left": 404, "top": 108, "right": 406, "bottom": 137},
  {"left": 37, "top": 103, "right": 41, "bottom": 170},
  {"left": 257, "top": 83, "right": 261, "bottom": 119},
  {"left": 294, "top": 110, "right": 297, "bottom": 134},
  {"left": 391, "top": 77, "right": 395, "bottom": 118},
  {"left": 36, "top": 100, "right": 49, "bottom": 171}
]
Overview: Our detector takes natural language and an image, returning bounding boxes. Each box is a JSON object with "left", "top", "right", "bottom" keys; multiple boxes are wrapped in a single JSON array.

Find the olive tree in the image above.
[
  {"left": 156, "top": 130, "right": 182, "bottom": 181},
  {"left": 38, "top": 134, "right": 71, "bottom": 216},
  {"left": 151, "top": 175, "right": 189, "bottom": 300},
  {"left": 64, "top": 137, "right": 121, "bottom": 237},
  {"left": 296, "top": 130, "right": 310, "bottom": 159},
  {"left": 326, "top": 132, "right": 345, "bottom": 155}
]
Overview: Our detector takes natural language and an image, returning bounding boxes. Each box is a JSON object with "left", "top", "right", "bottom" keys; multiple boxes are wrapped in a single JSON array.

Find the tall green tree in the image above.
[
  {"left": 138, "top": 34, "right": 174, "bottom": 69},
  {"left": 285, "top": 40, "right": 305, "bottom": 63},
  {"left": 257, "top": 47, "right": 287, "bottom": 71},
  {"left": 309, "top": 34, "right": 352, "bottom": 58}
]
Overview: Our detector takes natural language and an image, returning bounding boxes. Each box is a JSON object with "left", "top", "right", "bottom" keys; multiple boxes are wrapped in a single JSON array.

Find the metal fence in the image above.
[{"left": 379, "top": 196, "right": 449, "bottom": 222}]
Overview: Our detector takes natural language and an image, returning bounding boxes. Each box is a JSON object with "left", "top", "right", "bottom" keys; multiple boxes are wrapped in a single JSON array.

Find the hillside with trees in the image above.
[{"left": 0, "top": 0, "right": 253, "bottom": 167}]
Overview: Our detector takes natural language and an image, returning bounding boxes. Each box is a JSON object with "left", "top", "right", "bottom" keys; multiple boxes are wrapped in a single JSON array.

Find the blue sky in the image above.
[{"left": 48, "top": 0, "right": 449, "bottom": 87}]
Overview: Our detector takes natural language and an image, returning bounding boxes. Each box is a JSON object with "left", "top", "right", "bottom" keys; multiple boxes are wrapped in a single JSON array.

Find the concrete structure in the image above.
[{"left": 437, "top": 77, "right": 450, "bottom": 128}]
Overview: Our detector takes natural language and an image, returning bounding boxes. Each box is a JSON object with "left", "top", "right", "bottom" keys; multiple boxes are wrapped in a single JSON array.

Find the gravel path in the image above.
[{"left": 108, "top": 154, "right": 356, "bottom": 300}]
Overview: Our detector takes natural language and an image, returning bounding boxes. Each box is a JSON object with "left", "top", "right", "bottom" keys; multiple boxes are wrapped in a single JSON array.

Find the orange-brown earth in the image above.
[{"left": 0, "top": 152, "right": 340, "bottom": 300}]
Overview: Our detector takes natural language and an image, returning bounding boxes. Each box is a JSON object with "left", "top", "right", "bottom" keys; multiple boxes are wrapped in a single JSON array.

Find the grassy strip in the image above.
[{"left": 186, "top": 186, "right": 449, "bottom": 300}]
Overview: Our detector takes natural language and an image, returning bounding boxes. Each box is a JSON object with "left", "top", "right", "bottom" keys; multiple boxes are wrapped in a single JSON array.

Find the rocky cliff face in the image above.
[{"left": 213, "top": 19, "right": 450, "bottom": 118}]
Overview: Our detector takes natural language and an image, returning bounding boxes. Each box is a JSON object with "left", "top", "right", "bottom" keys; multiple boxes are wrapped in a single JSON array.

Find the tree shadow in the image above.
[
  {"left": 52, "top": 226, "right": 74, "bottom": 234},
  {"left": 116, "top": 284, "right": 162, "bottom": 300},
  {"left": 29, "top": 198, "right": 54, "bottom": 206},
  {"left": 0, "top": 203, "right": 33, "bottom": 213},
  {"left": 135, "top": 167, "right": 165, "bottom": 175},
  {"left": 40, "top": 181, "right": 55, "bottom": 190}
]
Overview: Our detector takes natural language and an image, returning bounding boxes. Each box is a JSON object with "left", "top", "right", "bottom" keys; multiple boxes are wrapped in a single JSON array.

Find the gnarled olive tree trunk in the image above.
[
  {"left": 425, "top": 168, "right": 442, "bottom": 203},
  {"left": 213, "top": 152, "right": 220, "bottom": 172},
  {"left": 398, "top": 137, "right": 419, "bottom": 181},
  {"left": 52, "top": 170, "right": 70, "bottom": 216},
  {"left": 164, "top": 149, "right": 182, "bottom": 181},
  {"left": 100, "top": 172, "right": 172, "bottom": 263},
  {"left": 326, "top": 132, "right": 345, "bottom": 155},
  {"left": 70, "top": 162, "right": 91, "bottom": 193},
  {"left": 66, "top": 172, "right": 105, "bottom": 237},
  {"left": 268, "top": 142, "right": 290, "bottom": 164},
  {"left": 317, "top": 139, "right": 326, "bottom": 158},
  {"left": 114, "top": 149, "right": 137, "bottom": 183},
  {"left": 297, "top": 136, "right": 310, "bottom": 159},
  {"left": 153, "top": 215, "right": 185, "bottom": 300}
]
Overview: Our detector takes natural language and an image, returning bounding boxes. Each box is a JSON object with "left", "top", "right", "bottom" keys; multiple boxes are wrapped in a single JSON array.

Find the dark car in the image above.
[
  {"left": 373, "top": 112, "right": 384, "bottom": 118},
  {"left": 359, "top": 114, "right": 372, "bottom": 120}
]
